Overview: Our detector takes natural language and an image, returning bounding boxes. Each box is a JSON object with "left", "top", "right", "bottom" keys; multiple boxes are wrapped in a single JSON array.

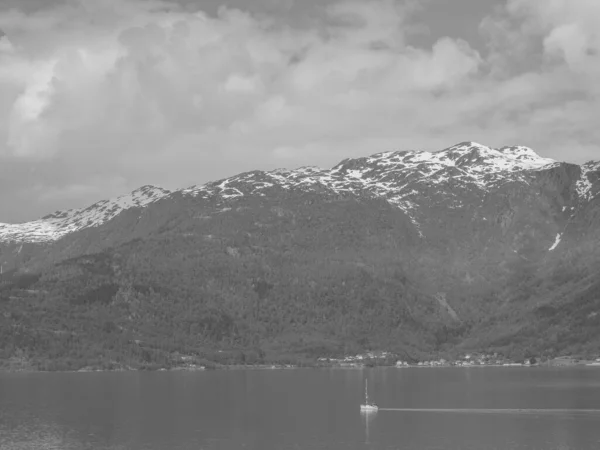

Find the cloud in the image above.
[
  {"left": 0, "top": 0, "right": 598, "bottom": 222},
  {"left": 477, "top": 0, "right": 600, "bottom": 153}
]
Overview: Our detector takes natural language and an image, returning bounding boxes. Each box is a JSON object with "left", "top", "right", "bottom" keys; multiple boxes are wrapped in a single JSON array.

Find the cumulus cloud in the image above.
[
  {"left": 478, "top": 0, "right": 600, "bottom": 155},
  {"left": 0, "top": 0, "right": 598, "bottom": 221}
]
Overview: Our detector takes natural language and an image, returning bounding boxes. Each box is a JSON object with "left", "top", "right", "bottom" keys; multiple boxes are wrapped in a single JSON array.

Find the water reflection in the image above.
[{"left": 360, "top": 409, "right": 377, "bottom": 444}]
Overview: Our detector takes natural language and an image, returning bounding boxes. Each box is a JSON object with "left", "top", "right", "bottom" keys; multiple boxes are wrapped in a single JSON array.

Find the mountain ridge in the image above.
[{"left": 0, "top": 141, "right": 581, "bottom": 244}]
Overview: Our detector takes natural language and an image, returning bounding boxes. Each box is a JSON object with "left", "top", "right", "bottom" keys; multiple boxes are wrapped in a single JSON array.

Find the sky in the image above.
[{"left": 0, "top": 0, "right": 599, "bottom": 223}]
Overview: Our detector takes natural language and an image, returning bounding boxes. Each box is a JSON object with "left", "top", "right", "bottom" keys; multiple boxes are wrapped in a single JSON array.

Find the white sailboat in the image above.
[{"left": 360, "top": 379, "right": 378, "bottom": 412}]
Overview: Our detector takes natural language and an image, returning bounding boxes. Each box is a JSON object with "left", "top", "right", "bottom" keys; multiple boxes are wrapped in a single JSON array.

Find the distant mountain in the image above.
[
  {"left": 1, "top": 142, "right": 600, "bottom": 371},
  {"left": 0, "top": 141, "right": 562, "bottom": 243}
]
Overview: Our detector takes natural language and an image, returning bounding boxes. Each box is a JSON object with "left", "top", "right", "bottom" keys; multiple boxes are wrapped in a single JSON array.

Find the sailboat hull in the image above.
[{"left": 360, "top": 404, "right": 378, "bottom": 412}]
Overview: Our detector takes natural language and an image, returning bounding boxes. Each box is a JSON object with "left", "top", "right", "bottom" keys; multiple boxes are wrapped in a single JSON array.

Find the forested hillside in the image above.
[{"left": 2, "top": 143, "right": 600, "bottom": 371}]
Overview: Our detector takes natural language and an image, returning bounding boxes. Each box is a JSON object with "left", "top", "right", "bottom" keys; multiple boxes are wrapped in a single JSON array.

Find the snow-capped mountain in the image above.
[
  {"left": 0, "top": 141, "right": 596, "bottom": 244},
  {"left": 3, "top": 141, "right": 600, "bottom": 365},
  {"left": 185, "top": 141, "right": 556, "bottom": 200},
  {"left": 0, "top": 186, "right": 171, "bottom": 243}
]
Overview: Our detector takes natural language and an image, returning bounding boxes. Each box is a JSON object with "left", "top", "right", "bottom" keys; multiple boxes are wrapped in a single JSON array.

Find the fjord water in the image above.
[{"left": 2, "top": 368, "right": 600, "bottom": 450}]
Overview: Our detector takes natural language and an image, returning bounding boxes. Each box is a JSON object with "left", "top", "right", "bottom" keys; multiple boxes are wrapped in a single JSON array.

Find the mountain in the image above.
[
  {"left": 0, "top": 141, "right": 560, "bottom": 243},
  {"left": 2, "top": 141, "right": 600, "bottom": 371},
  {"left": 0, "top": 185, "right": 172, "bottom": 243}
]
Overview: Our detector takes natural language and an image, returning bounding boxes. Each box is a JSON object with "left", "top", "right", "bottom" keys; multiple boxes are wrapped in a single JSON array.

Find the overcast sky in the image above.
[{"left": 1, "top": 0, "right": 599, "bottom": 223}]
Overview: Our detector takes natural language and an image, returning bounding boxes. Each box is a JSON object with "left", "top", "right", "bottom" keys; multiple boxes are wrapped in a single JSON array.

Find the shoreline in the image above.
[{"left": 2, "top": 361, "right": 599, "bottom": 374}]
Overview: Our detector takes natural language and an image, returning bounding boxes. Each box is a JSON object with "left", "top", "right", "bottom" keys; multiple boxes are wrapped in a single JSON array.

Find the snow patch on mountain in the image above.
[
  {"left": 0, "top": 186, "right": 171, "bottom": 243},
  {"left": 576, "top": 161, "right": 600, "bottom": 200},
  {"left": 549, "top": 233, "right": 562, "bottom": 251}
]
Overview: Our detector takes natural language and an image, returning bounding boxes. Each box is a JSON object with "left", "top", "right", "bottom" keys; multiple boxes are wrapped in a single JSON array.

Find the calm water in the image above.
[{"left": 2, "top": 367, "right": 600, "bottom": 450}]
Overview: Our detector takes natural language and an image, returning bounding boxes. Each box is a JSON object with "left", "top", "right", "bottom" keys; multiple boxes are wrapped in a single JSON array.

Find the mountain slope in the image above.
[{"left": 2, "top": 141, "right": 600, "bottom": 370}]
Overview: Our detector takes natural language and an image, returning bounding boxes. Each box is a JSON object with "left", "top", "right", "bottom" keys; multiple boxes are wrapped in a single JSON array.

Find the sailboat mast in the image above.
[{"left": 365, "top": 379, "right": 369, "bottom": 403}]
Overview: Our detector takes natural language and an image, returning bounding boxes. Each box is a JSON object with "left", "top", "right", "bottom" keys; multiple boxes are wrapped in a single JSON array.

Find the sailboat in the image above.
[{"left": 360, "top": 379, "right": 378, "bottom": 412}]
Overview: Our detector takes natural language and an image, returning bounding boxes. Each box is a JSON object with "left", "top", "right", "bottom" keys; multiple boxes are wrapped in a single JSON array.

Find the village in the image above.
[{"left": 316, "top": 352, "right": 600, "bottom": 368}]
